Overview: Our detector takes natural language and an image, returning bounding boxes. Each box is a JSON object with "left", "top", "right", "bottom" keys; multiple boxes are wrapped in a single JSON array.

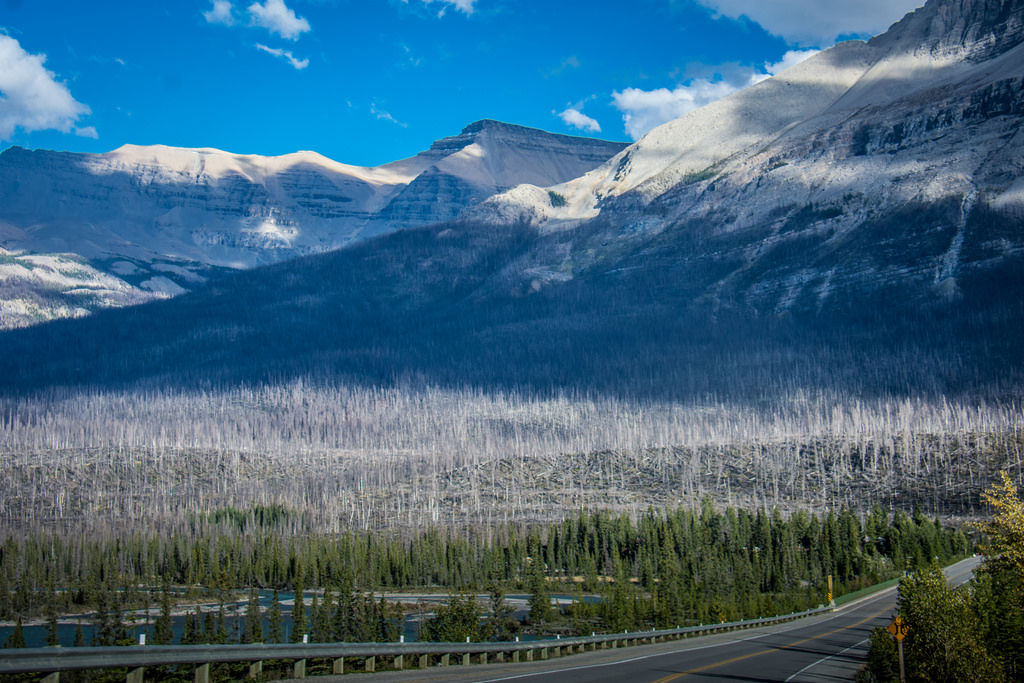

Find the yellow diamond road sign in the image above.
[{"left": 888, "top": 615, "right": 910, "bottom": 641}]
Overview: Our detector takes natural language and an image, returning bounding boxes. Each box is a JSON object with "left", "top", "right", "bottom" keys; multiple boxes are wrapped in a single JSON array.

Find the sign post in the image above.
[{"left": 887, "top": 615, "right": 910, "bottom": 682}]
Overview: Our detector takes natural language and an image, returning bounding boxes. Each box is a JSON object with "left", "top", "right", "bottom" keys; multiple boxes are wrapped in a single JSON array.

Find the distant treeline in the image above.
[{"left": 1, "top": 502, "right": 968, "bottom": 635}]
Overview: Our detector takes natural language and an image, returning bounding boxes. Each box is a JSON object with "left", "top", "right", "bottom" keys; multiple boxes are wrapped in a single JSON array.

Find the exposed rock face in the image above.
[
  {"left": 0, "top": 121, "right": 625, "bottom": 327},
  {"left": 472, "top": 0, "right": 1024, "bottom": 316},
  {"left": 379, "top": 120, "right": 630, "bottom": 223}
]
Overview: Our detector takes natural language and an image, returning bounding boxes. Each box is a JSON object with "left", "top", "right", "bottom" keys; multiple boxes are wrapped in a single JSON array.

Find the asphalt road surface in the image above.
[{"left": 291, "top": 556, "right": 981, "bottom": 683}]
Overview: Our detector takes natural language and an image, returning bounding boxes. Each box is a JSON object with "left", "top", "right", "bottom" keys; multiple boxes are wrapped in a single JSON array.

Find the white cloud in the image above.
[
  {"left": 255, "top": 43, "right": 309, "bottom": 69},
  {"left": 612, "top": 49, "right": 818, "bottom": 140},
  {"left": 557, "top": 107, "right": 601, "bottom": 134},
  {"left": 247, "top": 0, "right": 311, "bottom": 40},
  {"left": 613, "top": 80, "right": 741, "bottom": 141},
  {"left": 765, "top": 49, "right": 820, "bottom": 75},
  {"left": 204, "top": 0, "right": 236, "bottom": 26},
  {"left": 545, "top": 56, "right": 581, "bottom": 78},
  {"left": 423, "top": 0, "right": 477, "bottom": 16},
  {"left": 694, "top": 0, "right": 923, "bottom": 47},
  {"left": 0, "top": 34, "right": 94, "bottom": 141},
  {"left": 371, "top": 104, "right": 407, "bottom": 128}
]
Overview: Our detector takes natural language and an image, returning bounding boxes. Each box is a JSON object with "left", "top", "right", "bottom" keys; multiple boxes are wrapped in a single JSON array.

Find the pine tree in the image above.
[
  {"left": 377, "top": 596, "right": 403, "bottom": 643},
  {"left": 289, "top": 581, "right": 306, "bottom": 643},
  {"left": 109, "top": 592, "right": 130, "bottom": 646},
  {"left": 332, "top": 588, "right": 350, "bottom": 642},
  {"left": 151, "top": 586, "right": 174, "bottom": 645},
  {"left": 74, "top": 620, "right": 85, "bottom": 648},
  {"left": 46, "top": 606, "right": 61, "bottom": 646},
  {"left": 526, "top": 554, "right": 551, "bottom": 627},
  {"left": 309, "top": 593, "right": 322, "bottom": 642},
  {"left": 267, "top": 589, "right": 283, "bottom": 644},
  {"left": 0, "top": 573, "right": 9, "bottom": 621},
  {"left": 3, "top": 616, "right": 26, "bottom": 648},
  {"left": 242, "top": 586, "right": 261, "bottom": 644},
  {"left": 182, "top": 611, "right": 198, "bottom": 645},
  {"left": 202, "top": 610, "right": 217, "bottom": 644},
  {"left": 92, "top": 590, "right": 112, "bottom": 646},
  {"left": 484, "top": 580, "right": 516, "bottom": 641},
  {"left": 314, "top": 589, "right": 333, "bottom": 642},
  {"left": 215, "top": 603, "right": 228, "bottom": 644}
]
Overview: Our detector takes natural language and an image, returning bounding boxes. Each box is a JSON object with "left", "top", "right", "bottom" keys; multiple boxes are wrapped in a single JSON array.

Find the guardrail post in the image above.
[
  {"left": 293, "top": 659, "right": 306, "bottom": 679},
  {"left": 440, "top": 653, "right": 450, "bottom": 667},
  {"left": 541, "top": 646, "right": 549, "bottom": 660},
  {"left": 364, "top": 656, "right": 375, "bottom": 673},
  {"left": 194, "top": 662, "right": 210, "bottom": 683},
  {"left": 394, "top": 653, "right": 404, "bottom": 670},
  {"left": 479, "top": 652, "right": 487, "bottom": 665},
  {"left": 417, "top": 654, "right": 427, "bottom": 669},
  {"left": 461, "top": 652, "right": 470, "bottom": 666},
  {"left": 496, "top": 651, "right": 504, "bottom": 663},
  {"left": 248, "top": 661, "right": 262, "bottom": 679},
  {"left": 42, "top": 673, "right": 59, "bottom": 683},
  {"left": 332, "top": 658, "right": 344, "bottom": 675}
]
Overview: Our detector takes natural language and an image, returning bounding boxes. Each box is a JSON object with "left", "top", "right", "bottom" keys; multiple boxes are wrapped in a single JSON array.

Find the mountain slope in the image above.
[
  {"left": 0, "top": 0, "right": 1022, "bottom": 401},
  {"left": 0, "top": 247, "right": 167, "bottom": 329},
  {"left": 467, "top": 0, "right": 1024, "bottom": 325}
]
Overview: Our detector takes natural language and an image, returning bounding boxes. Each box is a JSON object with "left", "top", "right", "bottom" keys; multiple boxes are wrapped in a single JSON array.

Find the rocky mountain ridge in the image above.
[
  {"left": 468, "top": 0, "right": 1023, "bottom": 317},
  {"left": 0, "top": 121, "right": 625, "bottom": 328}
]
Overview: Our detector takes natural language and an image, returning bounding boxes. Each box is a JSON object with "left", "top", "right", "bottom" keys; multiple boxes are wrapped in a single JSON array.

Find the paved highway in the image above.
[{"left": 343, "top": 556, "right": 980, "bottom": 683}]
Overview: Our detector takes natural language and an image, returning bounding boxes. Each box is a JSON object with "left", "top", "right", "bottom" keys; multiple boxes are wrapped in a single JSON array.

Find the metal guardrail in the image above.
[{"left": 0, "top": 605, "right": 833, "bottom": 680}]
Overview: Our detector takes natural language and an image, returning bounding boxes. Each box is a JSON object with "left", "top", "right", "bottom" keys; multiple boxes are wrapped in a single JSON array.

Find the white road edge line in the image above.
[
  {"left": 784, "top": 637, "right": 869, "bottom": 683},
  {"left": 472, "top": 617, "right": 856, "bottom": 683}
]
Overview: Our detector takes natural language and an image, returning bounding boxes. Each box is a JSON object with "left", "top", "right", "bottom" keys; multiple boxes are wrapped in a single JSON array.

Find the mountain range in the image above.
[
  {"left": 0, "top": 0, "right": 1022, "bottom": 402},
  {"left": 0, "top": 121, "right": 625, "bottom": 328}
]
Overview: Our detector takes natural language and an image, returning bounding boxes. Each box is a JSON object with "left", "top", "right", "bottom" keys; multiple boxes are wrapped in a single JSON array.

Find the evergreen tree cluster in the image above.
[{"left": 1, "top": 501, "right": 967, "bottom": 646}]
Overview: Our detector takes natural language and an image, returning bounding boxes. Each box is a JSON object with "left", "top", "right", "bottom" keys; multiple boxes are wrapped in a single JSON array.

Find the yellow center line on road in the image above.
[{"left": 649, "top": 608, "right": 890, "bottom": 683}]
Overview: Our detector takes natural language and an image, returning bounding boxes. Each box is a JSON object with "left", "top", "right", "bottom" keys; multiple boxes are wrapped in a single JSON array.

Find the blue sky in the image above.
[{"left": 0, "top": 0, "right": 923, "bottom": 167}]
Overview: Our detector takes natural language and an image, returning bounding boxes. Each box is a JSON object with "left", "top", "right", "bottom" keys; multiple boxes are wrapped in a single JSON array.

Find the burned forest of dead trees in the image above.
[{"left": 1, "top": 383, "right": 1021, "bottom": 536}]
